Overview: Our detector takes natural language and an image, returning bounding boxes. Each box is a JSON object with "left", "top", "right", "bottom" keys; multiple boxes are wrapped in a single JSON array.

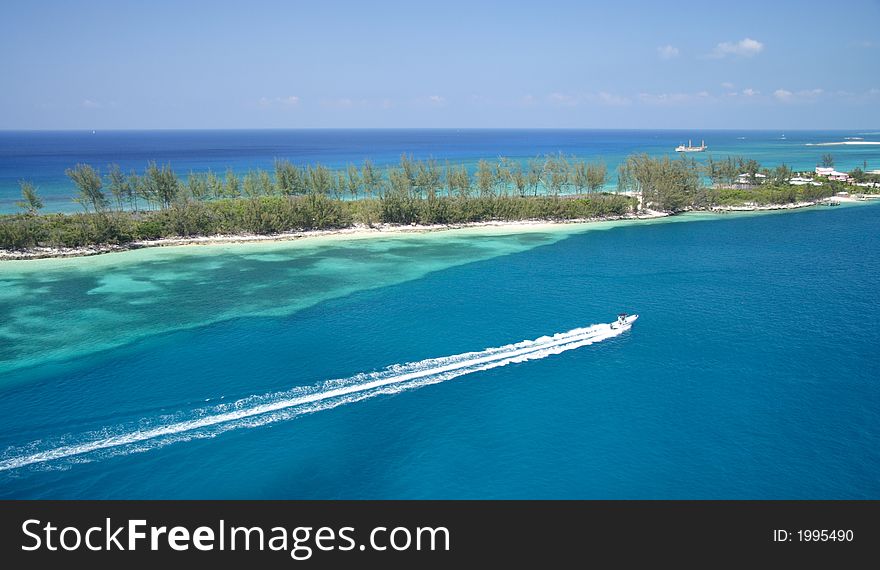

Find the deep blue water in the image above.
[
  {"left": 1, "top": 129, "right": 878, "bottom": 212},
  {"left": 1, "top": 204, "right": 878, "bottom": 498}
]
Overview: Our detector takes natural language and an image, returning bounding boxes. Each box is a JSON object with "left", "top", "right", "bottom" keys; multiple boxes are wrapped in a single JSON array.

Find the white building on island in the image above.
[
  {"left": 734, "top": 172, "right": 767, "bottom": 186},
  {"left": 789, "top": 176, "right": 822, "bottom": 186},
  {"left": 815, "top": 167, "right": 849, "bottom": 181}
]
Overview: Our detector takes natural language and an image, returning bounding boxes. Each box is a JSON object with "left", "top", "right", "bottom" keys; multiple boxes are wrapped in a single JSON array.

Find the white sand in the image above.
[
  {"left": 805, "top": 141, "right": 880, "bottom": 146},
  {"left": 0, "top": 212, "right": 669, "bottom": 261},
  {"left": 711, "top": 201, "right": 819, "bottom": 212}
]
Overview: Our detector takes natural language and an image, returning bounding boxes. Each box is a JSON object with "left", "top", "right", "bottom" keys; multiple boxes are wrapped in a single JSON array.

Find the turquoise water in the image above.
[
  {"left": 2, "top": 129, "right": 878, "bottom": 212},
  {"left": 1, "top": 203, "right": 878, "bottom": 498}
]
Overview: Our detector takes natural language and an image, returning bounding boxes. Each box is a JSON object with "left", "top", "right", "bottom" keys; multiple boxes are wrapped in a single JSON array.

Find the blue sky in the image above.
[{"left": 1, "top": 0, "right": 878, "bottom": 129}]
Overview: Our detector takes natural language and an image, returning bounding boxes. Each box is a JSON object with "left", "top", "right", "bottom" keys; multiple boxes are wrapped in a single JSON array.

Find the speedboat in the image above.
[{"left": 610, "top": 313, "right": 639, "bottom": 329}]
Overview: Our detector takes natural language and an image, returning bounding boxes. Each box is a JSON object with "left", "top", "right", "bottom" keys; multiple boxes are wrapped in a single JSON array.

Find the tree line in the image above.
[
  {"left": 52, "top": 154, "right": 610, "bottom": 215},
  {"left": 0, "top": 154, "right": 632, "bottom": 250},
  {"left": 616, "top": 153, "right": 845, "bottom": 212},
  {"left": 1, "top": 151, "right": 856, "bottom": 251}
]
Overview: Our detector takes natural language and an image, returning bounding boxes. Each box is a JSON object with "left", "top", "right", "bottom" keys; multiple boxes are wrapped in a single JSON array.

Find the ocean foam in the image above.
[
  {"left": 804, "top": 141, "right": 880, "bottom": 146},
  {"left": 0, "top": 322, "right": 632, "bottom": 471}
]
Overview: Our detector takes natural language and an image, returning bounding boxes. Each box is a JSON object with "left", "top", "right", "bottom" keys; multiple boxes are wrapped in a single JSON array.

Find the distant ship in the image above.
[{"left": 675, "top": 139, "right": 707, "bottom": 152}]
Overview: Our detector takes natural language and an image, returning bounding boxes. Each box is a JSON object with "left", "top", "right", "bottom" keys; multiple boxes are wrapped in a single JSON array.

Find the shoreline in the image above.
[
  {"left": 0, "top": 211, "right": 669, "bottom": 261},
  {"left": 2, "top": 197, "right": 877, "bottom": 261}
]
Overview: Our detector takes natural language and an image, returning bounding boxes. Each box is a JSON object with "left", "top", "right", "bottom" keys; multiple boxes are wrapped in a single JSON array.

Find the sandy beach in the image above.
[
  {"left": 805, "top": 141, "right": 880, "bottom": 146},
  {"left": 0, "top": 210, "right": 670, "bottom": 261},
  {"left": 3, "top": 198, "right": 878, "bottom": 261},
  {"left": 710, "top": 200, "right": 822, "bottom": 212}
]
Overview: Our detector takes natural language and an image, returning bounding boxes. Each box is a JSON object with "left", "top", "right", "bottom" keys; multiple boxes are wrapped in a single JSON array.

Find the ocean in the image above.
[
  {"left": 1, "top": 202, "right": 878, "bottom": 498},
  {"left": 1, "top": 129, "right": 879, "bottom": 213}
]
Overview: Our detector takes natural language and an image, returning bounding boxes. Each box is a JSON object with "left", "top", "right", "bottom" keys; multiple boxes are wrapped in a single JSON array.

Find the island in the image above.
[{"left": 2, "top": 153, "right": 878, "bottom": 259}]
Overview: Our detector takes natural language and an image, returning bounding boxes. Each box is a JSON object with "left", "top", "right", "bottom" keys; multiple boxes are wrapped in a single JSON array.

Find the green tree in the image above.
[
  {"left": 66, "top": 163, "right": 108, "bottom": 212},
  {"left": 399, "top": 154, "right": 416, "bottom": 187},
  {"left": 346, "top": 164, "right": 361, "bottom": 199},
  {"left": 704, "top": 156, "right": 740, "bottom": 186},
  {"left": 527, "top": 157, "right": 542, "bottom": 196},
  {"left": 772, "top": 163, "right": 792, "bottom": 184},
  {"left": 242, "top": 171, "right": 261, "bottom": 198},
  {"left": 586, "top": 161, "right": 607, "bottom": 193},
  {"left": 334, "top": 171, "right": 346, "bottom": 199},
  {"left": 16, "top": 181, "right": 44, "bottom": 215},
  {"left": 543, "top": 154, "right": 569, "bottom": 196},
  {"left": 127, "top": 170, "right": 141, "bottom": 210},
  {"left": 618, "top": 154, "right": 702, "bottom": 212},
  {"left": 450, "top": 165, "right": 471, "bottom": 198},
  {"left": 475, "top": 159, "right": 494, "bottom": 197},
  {"left": 494, "top": 158, "right": 511, "bottom": 196},
  {"left": 259, "top": 169, "right": 275, "bottom": 196},
  {"left": 106, "top": 164, "right": 130, "bottom": 211},
  {"left": 415, "top": 159, "right": 442, "bottom": 199},
  {"left": 360, "top": 160, "right": 382, "bottom": 199},
  {"left": 509, "top": 162, "right": 527, "bottom": 197},
  {"left": 275, "top": 159, "right": 295, "bottom": 195},
  {"left": 851, "top": 167, "right": 866, "bottom": 183},
  {"left": 822, "top": 153, "right": 834, "bottom": 168},
  {"left": 387, "top": 167, "right": 413, "bottom": 196},
  {"left": 225, "top": 168, "right": 241, "bottom": 198},
  {"left": 737, "top": 157, "right": 761, "bottom": 185},
  {"left": 275, "top": 159, "right": 307, "bottom": 196},
  {"left": 205, "top": 170, "right": 223, "bottom": 200},
  {"left": 307, "top": 164, "right": 332, "bottom": 196},
  {"left": 145, "top": 162, "right": 181, "bottom": 208},
  {"left": 572, "top": 159, "right": 588, "bottom": 194},
  {"left": 185, "top": 172, "right": 209, "bottom": 200}
]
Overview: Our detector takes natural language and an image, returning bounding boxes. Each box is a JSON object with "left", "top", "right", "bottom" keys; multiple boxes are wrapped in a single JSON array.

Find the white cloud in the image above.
[
  {"left": 258, "top": 96, "right": 301, "bottom": 109},
  {"left": 597, "top": 92, "right": 628, "bottom": 105},
  {"left": 836, "top": 88, "right": 880, "bottom": 103},
  {"left": 527, "top": 91, "right": 630, "bottom": 107},
  {"left": 638, "top": 92, "right": 702, "bottom": 105},
  {"left": 548, "top": 92, "right": 578, "bottom": 106},
  {"left": 773, "top": 89, "right": 793, "bottom": 102},
  {"left": 721, "top": 81, "right": 735, "bottom": 89},
  {"left": 82, "top": 99, "right": 101, "bottom": 109},
  {"left": 317, "top": 97, "right": 397, "bottom": 110},
  {"left": 774, "top": 88, "right": 825, "bottom": 103},
  {"left": 710, "top": 37, "right": 764, "bottom": 58},
  {"left": 595, "top": 91, "right": 630, "bottom": 106},
  {"left": 427, "top": 94, "right": 446, "bottom": 105},
  {"left": 742, "top": 88, "right": 759, "bottom": 97},
  {"left": 657, "top": 45, "right": 680, "bottom": 60},
  {"left": 322, "top": 97, "right": 356, "bottom": 109}
]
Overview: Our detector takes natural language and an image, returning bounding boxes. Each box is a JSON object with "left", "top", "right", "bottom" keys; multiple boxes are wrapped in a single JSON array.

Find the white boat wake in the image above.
[{"left": 0, "top": 317, "right": 637, "bottom": 472}]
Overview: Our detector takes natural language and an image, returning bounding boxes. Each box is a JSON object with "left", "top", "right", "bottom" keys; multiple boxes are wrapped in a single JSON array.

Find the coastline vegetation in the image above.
[{"left": 0, "top": 153, "right": 872, "bottom": 251}]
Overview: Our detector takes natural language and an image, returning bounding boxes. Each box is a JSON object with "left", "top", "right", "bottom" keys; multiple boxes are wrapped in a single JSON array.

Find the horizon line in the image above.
[{"left": 1, "top": 127, "right": 877, "bottom": 133}]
